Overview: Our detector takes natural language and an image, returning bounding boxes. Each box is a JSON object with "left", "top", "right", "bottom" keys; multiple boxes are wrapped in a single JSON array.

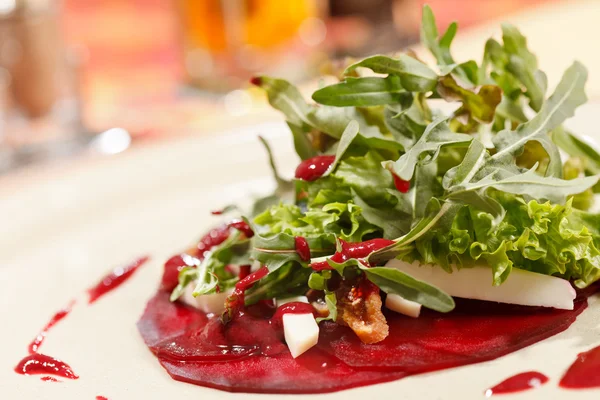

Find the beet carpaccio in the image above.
[{"left": 138, "top": 4, "right": 600, "bottom": 395}]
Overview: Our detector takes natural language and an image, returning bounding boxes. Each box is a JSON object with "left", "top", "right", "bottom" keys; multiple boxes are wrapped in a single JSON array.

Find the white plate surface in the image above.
[{"left": 2, "top": 105, "right": 600, "bottom": 400}]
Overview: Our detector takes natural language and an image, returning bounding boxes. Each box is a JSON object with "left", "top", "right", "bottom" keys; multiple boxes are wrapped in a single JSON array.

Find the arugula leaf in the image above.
[
  {"left": 501, "top": 24, "right": 546, "bottom": 112},
  {"left": 369, "top": 200, "right": 462, "bottom": 265},
  {"left": 287, "top": 122, "right": 316, "bottom": 161},
  {"left": 321, "top": 120, "right": 360, "bottom": 178},
  {"left": 383, "top": 116, "right": 472, "bottom": 181},
  {"left": 436, "top": 75, "right": 502, "bottom": 123},
  {"left": 492, "top": 61, "right": 588, "bottom": 177},
  {"left": 317, "top": 292, "right": 338, "bottom": 323},
  {"left": 245, "top": 262, "right": 312, "bottom": 305},
  {"left": 312, "top": 76, "right": 410, "bottom": 107},
  {"left": 255, "top": 76, "right": 313, "bottom": 128},
  {"left": 193, "top": 233, "right": 241, "bottom": 296},
  {"left": 352, "top": 190, "right": 411, "bottom": 239},
  {"left": 553, "top": 127, "right": 600, "bottom": 175},
  {"left": 344, "top": 54, "right": 438, "bottom": 92},
  {"left": 421, "top": 5, "right": 476, "bottom": 85},
  {"left": 251, "top": 229, "right": 336, "bottom": 271},
  {"left": 361, "top": 266, "right": 455, "bottom": 312},
  {"left": 170, "top": 266, "right": 198, "bottom": 302},
  {"left": 448, "top": 166, "right": 599, "bottom": 207}
]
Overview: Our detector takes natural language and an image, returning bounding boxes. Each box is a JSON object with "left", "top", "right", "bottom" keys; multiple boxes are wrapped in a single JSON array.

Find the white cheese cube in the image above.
[
  {"left": 385, "top": 294, "right": 422, "bottom": 318},
  {"left": 283, "top": 313, "right": 319, "bottom": 358},
  {"left": 386, "top": 259, "right": 576, "bottom": 310},
  {"left": 181, "top": 285, "right": 231, "bottom": 314},
  {"left": 276, "top": 296, "right": 309, "bottom": 307}
]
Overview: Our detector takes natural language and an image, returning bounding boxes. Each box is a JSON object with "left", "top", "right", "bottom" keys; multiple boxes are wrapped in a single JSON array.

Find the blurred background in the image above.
[{"left": 0, "top": 0, "right": 593, "bottom": 173}]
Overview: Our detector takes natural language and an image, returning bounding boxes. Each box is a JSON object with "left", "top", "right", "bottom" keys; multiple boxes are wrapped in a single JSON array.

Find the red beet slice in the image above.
[
  {"left": 137, "top": 292, "right": 208, "bottom": 348},
  {"left": 137, "top": 290, "right": 590, "bottom": 394},
  {"left": 317, "top": 298, "right": 588, "bottom": 373}
]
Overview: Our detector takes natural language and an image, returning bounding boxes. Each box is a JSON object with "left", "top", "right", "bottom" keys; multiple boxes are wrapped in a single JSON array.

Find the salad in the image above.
[{"left": 139, "top": 6, "right": 600, "bottom": 394}]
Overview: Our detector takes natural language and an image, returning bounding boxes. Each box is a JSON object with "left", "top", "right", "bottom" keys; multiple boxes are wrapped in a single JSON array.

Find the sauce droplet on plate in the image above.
[
  {"left": 88, "top": 256, "right": 149, "bottom": 303},
  {"left": 28, "top": 300, "right": 75, "bottom": 354},
  {"left": 40, "top": 376, "right": 59, "bottom": 382},
  {"left": 14, "top": 354, "right": 78, "bottom": 379},
  {"left": 559, "top": 344, "right": 600, "bottom": 389},
  {"left": 96, "top": 396, "right": 108, "bottom": 400},
  {"left": 484, "top": 371, "right": 548, "bottom": 396}
]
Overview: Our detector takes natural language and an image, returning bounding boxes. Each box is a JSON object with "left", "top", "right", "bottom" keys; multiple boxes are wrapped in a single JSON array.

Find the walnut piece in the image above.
[{"left": 335, "top": 276, "right": 389, "bottom": 344}]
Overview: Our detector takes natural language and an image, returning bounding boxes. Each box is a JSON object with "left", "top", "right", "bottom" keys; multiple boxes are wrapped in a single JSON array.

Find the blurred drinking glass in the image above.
[
  {"left": 178, "top": 0, "right": 326, "bottom": 91},
  {"left": 0, "top": 0, "right": 86, "bottom": 170}
]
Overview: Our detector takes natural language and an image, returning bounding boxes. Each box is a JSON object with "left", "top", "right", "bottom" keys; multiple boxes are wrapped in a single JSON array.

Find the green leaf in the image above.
[
  {"left": 361, "top": 267, "right": 455, "bottom": 312},
  {"left": 312, "top": 76, "right": 410, "bottom": 107},
  {"left": 191, "top": 231, "right": 246, "bottom": 296},
  {"left": 258, "top": 135, "right": 293, "bottom": 189},
  {"left": 317, "top": 291, "right": 337, "bottom": 323},
  {"left": 344, "top": 54, "right": 438, "bottom": 92},
  {"left": 420, "top": 5, "right": 475, "bottom": 85},
  {"left": 368, "top": 200, "right": 461, "bottom": 265},
  {"left": 255, "top": 76, "right": 313, "bottom": 128},
  {"left": 352, "top": 190, "right": 411, "bottom": 239},
  {"left": 501, "top": 24, "right": 545, "bottom": 111},
  {"left": 553, "top": 127, "right": 600, "bottom": 174},
  {"left": 245, "top": 263, "right": 312, "bottom": 305},
  {"left": 251, "top": 230, "right": 336, "bottom": 271},
  {"left": 308, "top": 270, "right": 331, "bottom": 290},
  {"left": 287, "top": 122, "right": 317, "bottom": 160},
  {"left": 448, "top": 166, "right": 599, "bottom": 207},
  {"left": 321, "top": 120, "right": 360, "bottom": 178},
  {"left": 170, "top": 266, "right": 198, "bottom": 302},
  {"left": 384, "top": 116, "right": 472, "bottom": 181},
  {"left": 492, "top": 61, "right": 588, "bottom": 177},
  {"left": 411, "top": 161, "right": 441, "bottom": 219},
  {"left": 436, "top": 75, "right": 502, "bottom": 123}
]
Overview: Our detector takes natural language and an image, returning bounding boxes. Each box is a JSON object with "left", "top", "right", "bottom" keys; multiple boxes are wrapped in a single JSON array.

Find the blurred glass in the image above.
[
  {"left": 178, "top": 0, "right": 325, "bottom": 91},
  {"left": 0, "top": 0, "right": 87, "bottom": 170}
]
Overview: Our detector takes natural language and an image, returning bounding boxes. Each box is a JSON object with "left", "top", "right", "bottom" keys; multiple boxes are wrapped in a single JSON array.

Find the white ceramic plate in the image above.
[{"left": 2, "top": 105, "right": 600, "bottom": 400}]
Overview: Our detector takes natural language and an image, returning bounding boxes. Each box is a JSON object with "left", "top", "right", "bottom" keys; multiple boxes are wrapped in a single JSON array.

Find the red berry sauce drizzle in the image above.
[
  {"left": 294, "top": 236, "right": 311, "bottom": 262},
  {"left": 88, "top": 256, "right": 149, "bottom": 303},
  {"left": 484, "top": 371, "right": 549, "bottom": 396},
  {"left": 295, "top": 155, "right": 336, "bottom": 182},
  {"left": 393, "top": 174, "right": 410, "bottom": 193},
  {"left": 28, "top": 300, "right": 75, "bottom": 354},
  {"left": 560, "top": 344, "right": 600, "bottom": 389},
  {"left": 309, "top": 238, "right": 395, "bottom": 271},
  {"left": 15, "top": 257, "right": 149, "bottom": 382},
  {"left": 14, "top": 354, "right": 79, "bottom": 380}
]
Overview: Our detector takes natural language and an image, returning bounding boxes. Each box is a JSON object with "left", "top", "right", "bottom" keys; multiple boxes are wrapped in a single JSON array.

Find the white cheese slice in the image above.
[
  {"left": 181, "top": 285, "right": 231, "bottom": 314},
  {"left": 276, "top": 296, "right": 309, "bottom": 307},
  {"left": 386, "top": 259, "right": 576, "bottom": 310},
  {"left": 283, "top": 313, "right": 319, "bottom": 358},
  {"left": 385, "top": 294, "right": 422, "bottom": 318}
]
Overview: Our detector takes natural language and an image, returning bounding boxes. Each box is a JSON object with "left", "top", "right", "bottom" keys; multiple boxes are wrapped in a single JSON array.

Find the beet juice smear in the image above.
[
  {"left": 138, "top": 290, "right": 591, "bottom": 394},
  {"left": 88, "top": 256, "right": 149, "bottom": 303},
  {"left": 28, "top": 300, "right": 75, "bottom": 354},
  {"left": 40, "top": 376, "right": 59, "bottom": 382},
  {"left": 484, "top": 371, "right": 548, "bottom": 396},
  {"left": 559, "top": 344, "right": 600, "bottom": 389}
]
